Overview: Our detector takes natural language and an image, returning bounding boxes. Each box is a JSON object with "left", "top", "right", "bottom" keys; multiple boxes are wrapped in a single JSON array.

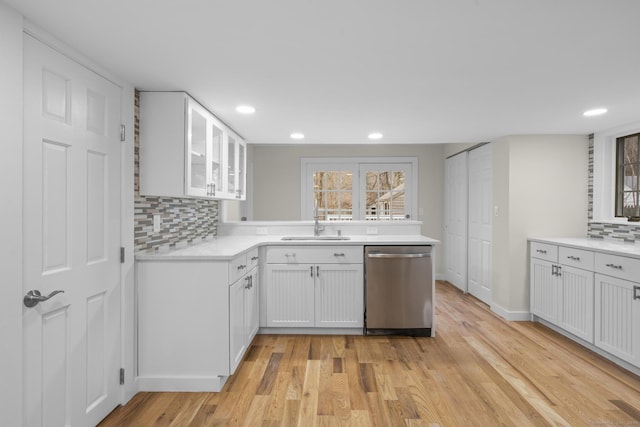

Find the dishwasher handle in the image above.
[{"left": 367, "top": 252, "right": 431, "bottom": 259}]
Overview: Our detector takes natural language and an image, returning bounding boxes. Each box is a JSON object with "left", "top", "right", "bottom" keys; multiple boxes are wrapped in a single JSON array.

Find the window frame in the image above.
[
  {"left": 300, "top": 157, "right": 418, "bottom": 221},
  {"left": 615, "top": 133, "right": 640, "bottom": 218},
  {"left": 593, "top": 121, "right": 640, "bottom": 222}
]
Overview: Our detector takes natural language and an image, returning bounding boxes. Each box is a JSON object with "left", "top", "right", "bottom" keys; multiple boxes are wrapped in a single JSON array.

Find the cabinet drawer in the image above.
[
  {"left": 558, "top": 246, "right": 594, "bottom": 271},
  {"left": 594, "top": 252, "right": 640, "bottom": 283},
  {"left": 229, "top": 253, "right": 248, "bottom": 284},
  {"left": 530, "top": 242, "right": 558, "bottom": 262},
  {"left": 247, "top": 248, "right": 260, "bottom": 270},
  {"left": 266, "top": 246, "right": 363, "bottom": 264}
]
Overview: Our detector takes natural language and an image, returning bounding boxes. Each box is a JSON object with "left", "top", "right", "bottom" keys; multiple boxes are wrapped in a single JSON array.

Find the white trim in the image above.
[
  {"left": 593, "top": 120, "right": 640, "bottom": 222},
  {"left": 137, "top": 376, "right": 228, "bottom": 392},
  {"left": 490, "top": 303, "right": 531, "bottom": 321}
]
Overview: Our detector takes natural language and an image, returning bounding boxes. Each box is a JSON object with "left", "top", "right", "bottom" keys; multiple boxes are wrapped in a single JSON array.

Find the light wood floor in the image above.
[{"left": 99, "top": 281, "right": 640, "bottom": 426}]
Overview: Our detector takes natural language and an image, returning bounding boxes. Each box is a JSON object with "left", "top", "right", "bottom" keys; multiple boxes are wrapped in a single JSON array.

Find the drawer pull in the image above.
[
  {"left": 566, "top": 255, "right": 581, "bottom": 261},
  {"left": 310, "top": 266, "right": 314, "bottom": 277},
  {"left": 605, "top": 263, "right": 623, "bottom": 270},
  {"left": 334, "top": 253, "right": 345, "bottom": 257},
  {"left": 634, "top": 286, "right": 640, "bottom": 300},
  {"left": 251, "top": 256, "right": 259, "bottom": 261},
  {"left": 536, "top": 249, "right": 547, "bottom": 254},
  {"left": 237, "top": 264, "right": 246, "bottom": 270}
]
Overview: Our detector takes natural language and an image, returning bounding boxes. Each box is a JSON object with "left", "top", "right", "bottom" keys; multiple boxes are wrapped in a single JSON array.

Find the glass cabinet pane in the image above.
[
  {"left": 238, "top": 142, "right": 245, "bottom": 197},
  {"left": 211, "top": 122, "right": 223, "bottom": 194},
  {"left": 190, "top": 108, "right": 207, "bottom": 191},
  {"left": 227, "top": 135, "right": 236, "bottom": 193}
]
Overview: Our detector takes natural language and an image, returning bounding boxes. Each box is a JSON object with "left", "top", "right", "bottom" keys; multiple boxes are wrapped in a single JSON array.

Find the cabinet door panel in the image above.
[
  {"left": 594, "top": 273, "right": 640, "bottom": 366},
  {"left": 245, "top": 270, "right": 259, "bottom": 341},
  {"left": 315, "top": 264, "right": 364, "bottom": 327},
  {"left": 558, "top": 265, "right": 594, "bottom": 342},
  {"left": 265, "top": 264, "right": 314, "bottom": 327},
  {"left": 229, "top": 278, "right": 246, "bottom": 374},
  {"left": 530, "top": 258, "right": 558, "bottom": 323}
]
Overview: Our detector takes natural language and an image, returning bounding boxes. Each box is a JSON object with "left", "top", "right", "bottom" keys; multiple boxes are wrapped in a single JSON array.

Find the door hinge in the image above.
[
  {"left": 120, "top": 247, "right": 125, "bottom": 263},
  {"left": 120, "top": 368, "right": 125, "bottom": 385},
  {"left": 120, "top": 124, "right": 126, "bottom": 142}
]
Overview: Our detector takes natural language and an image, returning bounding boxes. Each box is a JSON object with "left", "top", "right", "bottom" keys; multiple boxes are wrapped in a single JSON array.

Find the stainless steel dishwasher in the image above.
[{"left": 364, "top": 245, "right": 433, "bottom": 336}]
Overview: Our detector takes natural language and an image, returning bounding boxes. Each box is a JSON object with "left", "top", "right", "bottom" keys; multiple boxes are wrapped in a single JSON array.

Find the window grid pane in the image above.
[
  {"left": 365, "top": 171, "right": 406, "bottom": 220},
  {"left": 313, "top": 170, "right": 353, "bottom": 221}
]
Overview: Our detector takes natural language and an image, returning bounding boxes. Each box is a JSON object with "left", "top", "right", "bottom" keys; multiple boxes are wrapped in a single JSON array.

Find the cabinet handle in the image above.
[
  {"left": 316, "top": 266, "right": 320, "bottom": 277},
  {"left": 237, "top": 264, "right": 246, "bottom": 270},
  {"left": 310, "top": 266, "right": 314, "bottom": 277},
  {"left": 333, "top": 253, "right": 345, "bottom": 257},
  {"left": 251, "top": 256, "right": 259, "bottom": 261},
  {"left": 605, "top": 263, "right": 623, "bottom": 270},
  {"left": 634, "top": 286, "right": 640, "bottom": 300},
  {"left": 536, "top": 249, "right": 547, "bottom": 254},
  {"left": 556, "top": 265, "right": 562, "bottom": 277},
  {"left": 551, "top": 265, "right": 557, "bottom": 276},
  {"left": 566, "top": 255, "right": 580, "bottom": 261},
  {"left": 244, "top": 276, "right": 251, "bottom": 289}
]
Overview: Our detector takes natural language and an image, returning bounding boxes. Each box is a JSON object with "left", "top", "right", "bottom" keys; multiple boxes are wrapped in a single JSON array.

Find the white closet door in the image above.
[
  {"left": 467, "top": 144, "right": 493, "bottom": 304},
  {"left": 444, "top": 152, "right": 468, "bottom": 291}
]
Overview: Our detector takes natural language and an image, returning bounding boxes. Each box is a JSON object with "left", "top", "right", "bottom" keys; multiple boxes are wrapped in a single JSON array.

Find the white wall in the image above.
[
  {"left": 0, "top": 4, "right": 23, "bottom": 425},
  {"left": 492, "top": 135, "right": 588, "bottom": 315},
  {"left": 251, "top": 143, "right": 446, "bottom": 275}
]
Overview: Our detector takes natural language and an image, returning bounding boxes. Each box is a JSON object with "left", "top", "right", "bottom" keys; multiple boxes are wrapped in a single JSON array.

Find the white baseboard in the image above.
[
  {"left": 259, "top": 327, "right": 363, "bottom": 335},
  {"left": 137, "top": 375, "right": 227, "bottom": 392},
  {"left": 490, "top": 303, "right": 531, "bottom": 321}
]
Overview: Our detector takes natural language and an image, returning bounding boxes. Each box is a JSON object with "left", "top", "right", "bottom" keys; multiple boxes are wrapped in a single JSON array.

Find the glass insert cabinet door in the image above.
[
  {"left": 186, "top": 100, "right": 209, "bottom": 197},
  {"left": 210, "top": 119, "right": 223, "bottom": 197}
]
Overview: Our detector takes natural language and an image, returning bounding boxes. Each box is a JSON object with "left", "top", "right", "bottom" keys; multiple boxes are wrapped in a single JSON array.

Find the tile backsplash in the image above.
[
  {"left": 134, "top": 90, "right": 218, "bottom": 253},
  {"left": 586, "top": 133, "right": 640, "bottom": 243}
]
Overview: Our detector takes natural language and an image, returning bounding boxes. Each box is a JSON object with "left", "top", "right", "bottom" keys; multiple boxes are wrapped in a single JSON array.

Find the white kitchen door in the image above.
[
  {"left": 467, "top": 144, "right": 492, "bottom": 305},
  {"left": 23, "top": 34, "right": 122, "bottom": 427},
  {"left": 444, "top": 152, "right": 468, "bottom": 291}
]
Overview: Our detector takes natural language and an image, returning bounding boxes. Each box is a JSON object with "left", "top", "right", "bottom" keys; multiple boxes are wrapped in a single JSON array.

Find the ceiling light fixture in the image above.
[
  {"left": 368, "top": 132, "right": 383, "bottom": 140},
  {"left": 583, "top": 108, "right": 607, "bottom": 117},
  {"left": 290, "top": 132, "right": 305, "bottom": 140},
  {"left": 236, "top": 105, "right": 256, "bottom": 114}
]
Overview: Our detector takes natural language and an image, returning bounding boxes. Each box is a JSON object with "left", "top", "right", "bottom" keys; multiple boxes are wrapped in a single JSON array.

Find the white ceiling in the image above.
[{"left": 5, "top": 0, "right": 640, "bottom": 144}]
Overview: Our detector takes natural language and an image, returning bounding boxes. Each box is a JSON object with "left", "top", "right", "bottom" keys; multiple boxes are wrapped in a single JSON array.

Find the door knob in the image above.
[{"left": 23, "top": 289, "right": 64, "bottom": 308}]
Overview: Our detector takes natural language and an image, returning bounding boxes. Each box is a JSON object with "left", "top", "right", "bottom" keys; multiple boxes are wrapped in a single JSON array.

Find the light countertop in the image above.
[
  {"left": 528, "top": 237, "right": 640, "bottom": 259},
  {"left": 136, "top": 234, "right": 440, "bottom": 261}
]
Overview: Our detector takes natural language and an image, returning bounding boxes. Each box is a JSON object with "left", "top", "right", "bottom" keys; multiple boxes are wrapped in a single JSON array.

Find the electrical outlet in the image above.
[
  {"left": 153, "top": 214, "right": 161, "bottom": 232},
  {"left": 493, "top": 206, "right": 499, "bottom": 217}
]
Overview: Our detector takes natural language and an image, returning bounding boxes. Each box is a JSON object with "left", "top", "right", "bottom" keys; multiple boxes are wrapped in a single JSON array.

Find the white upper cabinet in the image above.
[
  {"left": 139, "top": 91, "right": 245, "bottom": 200},
  {"left": 220, "top": 130, "right": 246, "bottom": 200}
]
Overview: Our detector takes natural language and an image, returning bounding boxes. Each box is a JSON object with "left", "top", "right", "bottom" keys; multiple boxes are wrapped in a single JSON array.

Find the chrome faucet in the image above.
[{"left": 314, "top": 198, "right": 325, "bottom": 236}]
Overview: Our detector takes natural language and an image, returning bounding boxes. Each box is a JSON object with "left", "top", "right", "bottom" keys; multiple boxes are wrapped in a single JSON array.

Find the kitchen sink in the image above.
[{"left": 281, "top": 236, "right": 351, "bottom": 241}]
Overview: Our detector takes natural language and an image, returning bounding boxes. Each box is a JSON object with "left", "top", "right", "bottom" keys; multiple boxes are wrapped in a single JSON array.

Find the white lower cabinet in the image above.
[
  {"left": 530, "top": 243, "right": 594, "bottom": 341},
  {"left": 136, "top": 247, "right": 259, "bottom": 392},
  {"left": 230, "top": 267, "right": 259, "bottom": 373},
  {"left": 264, "top": 246, "right": 364, "bottom": 329},
  {"left": 530, "top": 239, "right": 640, "bottom": 371}
]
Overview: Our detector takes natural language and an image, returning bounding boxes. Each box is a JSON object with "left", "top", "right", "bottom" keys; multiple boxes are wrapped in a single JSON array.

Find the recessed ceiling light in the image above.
[
  {"left": 368, "top": 132, "right": 383, "bottom": 140},
  {"left": 236, "top": 105, "right": 256, "bottom": 114},
  {"left": 583, "top": 108, "right": 607, "bottom": 117},
  {"left": 290, "top": 132, "right": 305, "bottom": 140}
]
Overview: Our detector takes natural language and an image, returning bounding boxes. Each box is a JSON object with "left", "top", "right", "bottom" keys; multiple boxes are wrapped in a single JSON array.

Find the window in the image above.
[
  {"left": 616, "top": 133, "right": 640, "bottom": 218},
  {"left": 301, "top": 157, "right": 417, "bottom": 221}
]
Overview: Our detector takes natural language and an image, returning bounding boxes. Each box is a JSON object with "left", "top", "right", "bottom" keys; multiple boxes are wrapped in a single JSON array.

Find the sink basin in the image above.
[{"left": 281, "top": 236, "right": 351, "bottom": 241}]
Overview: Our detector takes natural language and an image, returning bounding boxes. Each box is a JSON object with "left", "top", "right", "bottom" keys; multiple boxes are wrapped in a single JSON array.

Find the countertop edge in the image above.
[
  {"left": 136, "top": 235, "right": 440, "bottom": 261},
  {"left": 528, "top": 237, "right": 640, "bottom": 259}
]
